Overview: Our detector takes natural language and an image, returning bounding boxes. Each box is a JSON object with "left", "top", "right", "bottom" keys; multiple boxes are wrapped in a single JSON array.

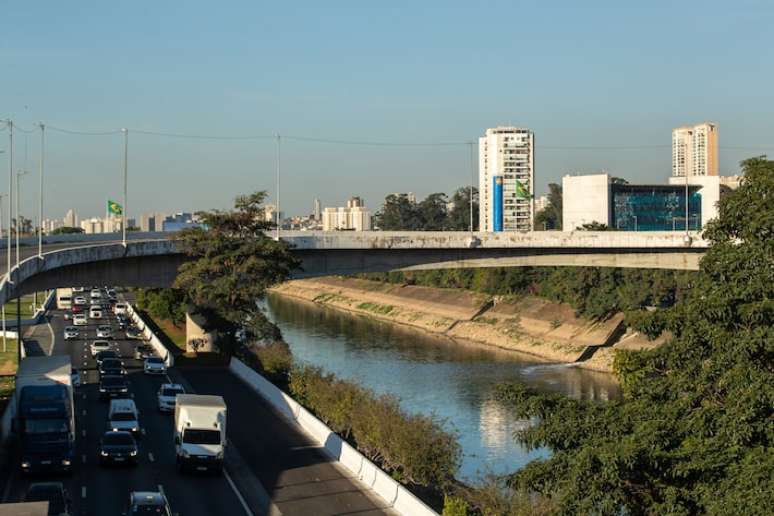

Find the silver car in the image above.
[
  {"left": 157, "top": 383, "right": 185, "bottom": 412},
  {"left": 64, "top": 326, "right": 79, "bottom": 340},
  {"left": 96, "top": 325, "right": 113, "bottom": 339}
]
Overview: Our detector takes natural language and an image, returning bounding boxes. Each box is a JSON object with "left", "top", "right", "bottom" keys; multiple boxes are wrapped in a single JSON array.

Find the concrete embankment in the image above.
[{"left": 271, "top": 277, "right": 664, "bottom": 373}]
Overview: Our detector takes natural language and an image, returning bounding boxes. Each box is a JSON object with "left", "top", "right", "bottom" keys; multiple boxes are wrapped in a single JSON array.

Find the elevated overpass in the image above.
[{"left": 0, "top": 230, "right": 708, "bottom": 305}]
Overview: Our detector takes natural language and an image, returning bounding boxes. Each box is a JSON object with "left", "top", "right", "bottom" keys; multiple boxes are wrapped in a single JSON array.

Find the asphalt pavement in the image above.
[{"left": 1, "top": 295, "right": 396, "bottom": 516}]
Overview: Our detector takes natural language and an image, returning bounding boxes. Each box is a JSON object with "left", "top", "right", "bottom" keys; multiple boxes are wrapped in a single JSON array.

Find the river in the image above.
[{"left": 265, "top": 293, "right": 622, "bottom": 481}]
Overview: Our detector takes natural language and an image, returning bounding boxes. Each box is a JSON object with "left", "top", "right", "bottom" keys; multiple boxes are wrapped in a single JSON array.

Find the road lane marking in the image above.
[
  {"left": 224, "top": 469, "right": 254, "bottom": 516},
  {"left": 81, "top": 487, "right": 86, "bottom": 499},
  {"left": 148, "top": 452, "right": 154, "bottom": 462},
  {"left": 82, "top": 429, "right": 86, "bottom": 437},
  {"left": 82, "top": 409, "right": 87, "bottom": 416},
  {"left": 82, "top": 454, "right": 87, "bottom": 464},
  {"left": 141, "top": 428, "right": 146, "bottom": 436}
]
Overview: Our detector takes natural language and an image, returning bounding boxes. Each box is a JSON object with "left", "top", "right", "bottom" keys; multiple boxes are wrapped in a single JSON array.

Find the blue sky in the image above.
[{"left": 1, "top": 1, "right": 773, "bottom": 221}]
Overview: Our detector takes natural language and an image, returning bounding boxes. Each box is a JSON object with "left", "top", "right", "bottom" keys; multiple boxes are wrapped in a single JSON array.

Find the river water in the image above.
[{"left": 265, "top": 294, "right": 622, "bottom": 481}]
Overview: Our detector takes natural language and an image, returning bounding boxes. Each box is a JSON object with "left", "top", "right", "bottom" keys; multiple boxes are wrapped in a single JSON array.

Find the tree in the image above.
[
  {"left": 576, "top": 221, "right": 612, "bottom": 231},
  {"left": 417, "top": 193, "right": 449, "bottom": 230},
  {"left": 173, "top": 191, "right": 300, "bottom": 353},
  {"left": 495, "top": 157, "right": 774, "bottom": 514},
  {"left": 534, "top": 183, "right": 562, "bottom": 230},
  {"left": 50, "top": 226, "right": 84, "bottom": 235},
  {"left": 135, "top": 288, "right": 187, "bottom": 326},
  {"left": 373, "top": 194, "right": 421, "bottom": 230},
  {"left": 447, "top": 187, "right": 479, "bottom": 231}
]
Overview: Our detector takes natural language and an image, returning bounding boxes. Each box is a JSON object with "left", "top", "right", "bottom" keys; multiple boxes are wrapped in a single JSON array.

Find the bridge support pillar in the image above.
[{"left": 185, "top": 310, "right": 219, "bottom": 354}]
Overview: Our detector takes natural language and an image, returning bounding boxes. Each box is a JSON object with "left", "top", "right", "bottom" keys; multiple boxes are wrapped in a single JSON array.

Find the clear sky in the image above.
[{"left": 1, "top": 1, "right": 773, "bottom": 222}]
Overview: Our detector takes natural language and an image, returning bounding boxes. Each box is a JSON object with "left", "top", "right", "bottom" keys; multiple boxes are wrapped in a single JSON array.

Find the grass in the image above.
[
  {"left": 0, "top": 339, "right": 19, "bottom": 376},
  {"left": 357, "top": 302, "right": 395, "bottom": 315},
  {"left": 155, "top": 318, "right": 187, "bottom": 351},
  {"left": 4, "top": 293, "right": 45, "bottom": 319}
]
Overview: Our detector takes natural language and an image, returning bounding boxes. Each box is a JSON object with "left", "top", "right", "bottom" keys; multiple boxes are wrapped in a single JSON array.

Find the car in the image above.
[
  {"left": 124, "top": 491, "right": 172, "bottom": 516},
  {"left": 89, "top": 307, "right": 103, "bottom": 319},
  {"left": 116, "top": 314, "right": 130, "bottom": 328},
  {"left": 99, "top": 358, "right": 126, "bottom": 377},
  {"left": 133, "top": 344, "right": 154, "bottom": 360},
  {"left": 113, "top": 303, "right": 128, "bottom": 315},
  {"left": 99, "top": 375, "right": 129, "bottom": 400},
  {"left": 99, "top": 431, "right": 138, "bottom": 466},
  {"left": 157, "top": 383, "right": 185, "bottom": 412},
  {"left": 143, "top": 356, "right": 166, "bottom": 375},
  {"left": 73, "top": 314, "right": 87, "bottom": 326},
  {"left": 126, "top": 327, "right": 145, "bottom": 341},
  {"left": 63, "top": 312, "right": 71, "bottom": 320},
  {"left": 71, "top": 304, "right": 84, "bottom": 314},
  {"left": 96, "top": 325, "right": 113, "bottom": 339},
  {"left": 73, "top": 296, "right": 87, "bottom": 306},
  {"left": 90, "top": 289, "right": 102, "bottom": 299},
  {"left": 24, "top": 482, "right": 71, "bottom": 516},
  {"left": 90, "top": 340, "right": 113, "bottom": 357},
  {"left": 72, "top": 286, "right": 84, "bottom": 293},
  {"left": 71, "top": 368, "right": 82, "bottom": 388},
  {"left": 107, "top": 399, "right": 140, "bottom": 434},
  {"left": 95, "top": 349, "right": 119, "bottom": 365},
  {"left": 63, "top": 326, "right": 79, "bottom": 340},
  {"left": 107, "top": 288, "right": 117, "bottom": 298}
]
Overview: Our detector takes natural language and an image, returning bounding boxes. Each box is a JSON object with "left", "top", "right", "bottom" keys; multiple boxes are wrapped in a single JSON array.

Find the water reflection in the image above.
[{"left": 265, "top": 293, "right": 621, "bottom": 480}]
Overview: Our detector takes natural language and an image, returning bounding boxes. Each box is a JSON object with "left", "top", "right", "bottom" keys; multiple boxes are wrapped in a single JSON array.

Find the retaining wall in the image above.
[
  {"left": 126, "top": 304, "right": 175, "bottom": 368},
  {"left": 229, "top": 358, "right": 438, "bottom": 516}
]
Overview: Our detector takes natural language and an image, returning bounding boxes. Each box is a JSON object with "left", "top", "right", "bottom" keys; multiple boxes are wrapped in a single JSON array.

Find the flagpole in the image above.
[{"left": 121, "top": 128, "right": 128, "bottom": 246}]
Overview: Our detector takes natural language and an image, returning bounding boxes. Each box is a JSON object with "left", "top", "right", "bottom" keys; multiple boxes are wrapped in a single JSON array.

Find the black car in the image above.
[
  {"left": 126, "top": 327, "right": 145, "bottom": 340},
  {"left": 99, "top": 358, "right": 126, "bottom": 377},
  {"left": 99, "top": 375, "right": 129, "bottom": 400},
  {"left": 95, "top": 350, "right": 120, "bottom": 366},
  {"left": 116, "top": 314, "right": 129, "bottom": 328},
  {"left": 133, "top": 344, "right": 154, "bottom": 360},
  {"left": 124, "top": 491, "right": 172, "bottom": 516},
  {"left": 24, "top": 482, "right": 71, "bottom": 515},
  {"left": 99, "top": 431, "right": 138, "bottom": 466}
]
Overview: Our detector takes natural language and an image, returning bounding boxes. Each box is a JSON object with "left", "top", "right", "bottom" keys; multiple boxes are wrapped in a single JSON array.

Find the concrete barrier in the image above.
[
  {"left": 229, "top": 358, "right": 438, "bottom": 516},
  {"left": 125, "top": 304, "right": 175, "bottom": 368}
]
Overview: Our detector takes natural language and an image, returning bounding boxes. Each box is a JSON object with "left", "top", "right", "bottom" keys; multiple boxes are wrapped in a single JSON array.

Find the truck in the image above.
[
  {"left": 174, "top": 394, "right": 226, "bottom": 474},
  {"left": 14, "top": 355, "right": 75, "bottom": 474},
  {"left": 56, "top": 288, "right": 73, "bottom": 310}
]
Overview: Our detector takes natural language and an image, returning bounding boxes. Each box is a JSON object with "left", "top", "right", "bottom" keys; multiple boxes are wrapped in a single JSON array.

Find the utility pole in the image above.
[
  {"left": 275, "top": 133, "right": 281, "bottom": 241},
  {"left": 122, "top": 128, "right": 128, "bottom": 246},
  {"left": 469, "top": 142, "right": 475, "bottom": 232},
  {"left": 5, "top": 120, "right": 12, "bottom": 285},
  {"left": 0, "top": 194, "right": 5, "bottom": 353},
  {"left": 38, "top": 123, "right": 44, "bottom": 258},
  {"left": 16, "top": 168, "right": 29, "bottom": 271}
]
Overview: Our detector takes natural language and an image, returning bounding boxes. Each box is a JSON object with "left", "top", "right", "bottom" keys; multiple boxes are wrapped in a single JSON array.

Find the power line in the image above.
[
  {"left": 47, "top": 125, "right": 123, "bottom": 136},
  {"left": 131, "top": 129, "right": 272, "bottom": 141},
  {"left": 283, "top": 135, "right": 469, "bottom": 147}
]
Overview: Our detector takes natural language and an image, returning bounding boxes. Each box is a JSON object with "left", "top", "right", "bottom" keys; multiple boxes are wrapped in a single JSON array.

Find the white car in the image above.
[
  {"left": 143, "top": 357, "right": 167, "bottom": 375},
  {"left": 90, "top": 289, "right": 102, "bottom": 299},
  {"left": 89, "top": 307, "right": 103, "bottom": 319},
  {"left": 74, "top": 296, "right": 87, "bottom": 306},
  {"left": 64, "top": 326, "right": 79, "bottom": 340},
  {"left": 73, "top": 314, "right": 88, "bottom": 326},
  {"left": 157, "top": 383, "right": 185, "bottom": 412},
  {"left": 96, "top": 325, "right": 113, "bottom": 339},
  {"left": 113, "top": 303, "right": 128, "bottom": 315},
  {"left": 72, "top": 286, "right": 85, "bottom": 292},
  {"left": 90, "top": 340, "right": 112, "bottom": 357},
  {"left": 107, "top": 399, "right": 141, "bottom": 434}
]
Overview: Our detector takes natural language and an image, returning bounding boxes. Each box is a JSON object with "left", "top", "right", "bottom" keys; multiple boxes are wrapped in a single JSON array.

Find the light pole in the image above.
[
  {"left": 121, "top": 128, "right": 128, "bottom": 246},
  {"left": 16, "top": 168, "right": 29, "bottom": 270},
  {"left": 4, "top": 120, "right": 12, "bottom": 285},
  {"left": 469, "top": 142, "right": 475, "bottom": 233},
  {"left": 38, "top": 123, "right": 44, "bottom": 258},
  {"left": 0, "top": 192, "right": 5, "bottom": 353},
  {"left": 275, "top": 133, "right": 281, "bottom": 241}
]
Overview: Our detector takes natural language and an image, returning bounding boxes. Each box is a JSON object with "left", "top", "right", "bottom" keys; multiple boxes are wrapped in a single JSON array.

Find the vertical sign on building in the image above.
[{"left": 493, "top": 176, "right": 504, "bottom": 232}]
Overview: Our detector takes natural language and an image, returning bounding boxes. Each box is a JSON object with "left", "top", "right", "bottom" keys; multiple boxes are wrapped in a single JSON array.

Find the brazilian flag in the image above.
[
  {"left": 515, "top": 180, "right": 532, "bottom": 200},
  {"left": 107, "top": 199, "right": 123, "bottom": 216}
]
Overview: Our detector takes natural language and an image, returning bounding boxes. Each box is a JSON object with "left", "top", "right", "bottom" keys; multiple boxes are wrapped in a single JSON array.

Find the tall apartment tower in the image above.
[
  {"left": 313, "top": 198, "right": 321, "bottom": 221},
  {"left": 479, "top": 127, "right": 535, "bottom": 232},
  {"left": 672, "top": 122, "right": 718, "bottom": 177}
]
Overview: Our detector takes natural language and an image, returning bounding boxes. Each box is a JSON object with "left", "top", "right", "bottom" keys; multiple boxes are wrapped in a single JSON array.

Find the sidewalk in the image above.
[{"left": 20, "top": 316, "right": 55, "bottom": 357}]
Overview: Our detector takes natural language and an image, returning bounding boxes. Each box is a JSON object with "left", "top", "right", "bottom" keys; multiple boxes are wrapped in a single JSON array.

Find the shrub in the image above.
[
  {"left": 246, "top": 341, "right": 293, "bottom": 386},
  {"left": 442, "top": 495, "right": 470, "bottom": 516}
]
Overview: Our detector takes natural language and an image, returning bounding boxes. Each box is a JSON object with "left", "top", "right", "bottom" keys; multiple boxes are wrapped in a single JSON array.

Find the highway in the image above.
[{"left": 1, "top": 296, "right": 394, "bottom": 515}]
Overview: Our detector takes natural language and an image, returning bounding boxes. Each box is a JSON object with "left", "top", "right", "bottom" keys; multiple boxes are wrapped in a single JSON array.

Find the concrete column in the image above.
[{"left": 185, "top": 311, "right": 217, "bottom": 354}]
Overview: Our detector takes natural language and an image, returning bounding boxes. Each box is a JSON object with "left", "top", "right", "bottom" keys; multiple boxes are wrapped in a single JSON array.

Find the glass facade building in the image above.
[{"left": 611, "top": 184, "right": 702, "bottom": 231}]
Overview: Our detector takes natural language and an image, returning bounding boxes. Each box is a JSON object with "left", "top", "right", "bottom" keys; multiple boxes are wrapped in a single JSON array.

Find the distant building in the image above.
[
  {"left": 534, "top": 195, "right": 548, "bottom": 214},
  {"left": 63, "top": 209, "right": 78, "bottom": 228},
  {"left": 322, "top": 197, "right": 371, "bottom": 231},
  {"left": 161, "top": 212, "right": 201, "bottom": 232},
  {"left": 672, "top": 122, "right": 718, "bottom": 178},
  {"left": 80, "top": 217, "right": 105, "bottom": 234},
  {"left": 42, "top": 218, "right": 63, "bottom": 233},
  {"left": 562, "top": 173, "right": 737, "bottom": 231},
  {"left": 263, "top": 204, "right": 284, "bottom": 224},
  {"left": 313, "top": 198, "right": 321, "bottom": 221},
  {"left": 479, "top": 127, "right": 535, "bottom": 232},
  {"left": 140, "top": 212, "right": 160, "bottom": 232}
]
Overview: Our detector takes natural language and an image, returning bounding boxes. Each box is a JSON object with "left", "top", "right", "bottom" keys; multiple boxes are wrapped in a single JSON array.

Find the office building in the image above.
[
  {"left": 63, "top": 209, "right": 78, "bottom": 228},
  {"left": 322, "top": 197, "right": 371, "bottom": 231},
  {"left": 562, "top": 173, "right": 738, "bottom": 231},
  {"left": 161, "top": 212, "right": 201, "bottom": 232},
  {"left": 672, "top": 122, "right": 718, "bottom": 178},
  {"left": 140, "top": 212, "right": 166, "bottom": 232},
  {"left": 479, "top": 127, "right": 535, "bottom": 232},
  {"left": 80, "top": 217, "right": 105, "bottom": 234},
  {"left": 313, "top": 198, "right": 321, "bottom": 221}
]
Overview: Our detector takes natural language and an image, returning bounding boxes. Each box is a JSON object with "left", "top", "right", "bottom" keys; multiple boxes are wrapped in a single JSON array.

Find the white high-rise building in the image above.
[
  {"left": 672, "top": 122, "right": 718, "bottom": 178},
  {"left": 322, "top": 197, "right": 371, "bottom": 231},
  {"left": 63, "top": 209, "right": 78, "bottom": 228},
  {"left": 479, "top": 127, "right": 535, "bottom": 232}
]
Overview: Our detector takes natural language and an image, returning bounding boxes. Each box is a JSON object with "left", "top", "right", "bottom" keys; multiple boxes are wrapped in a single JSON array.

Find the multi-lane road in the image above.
[{"left": 2, "top": 294, "right": 394, "bottom": 515}]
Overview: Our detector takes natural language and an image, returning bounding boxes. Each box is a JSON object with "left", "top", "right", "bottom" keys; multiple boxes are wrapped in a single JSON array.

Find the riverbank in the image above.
[{"left": 270, "top": 277, "right": 667, "bottom": 373}]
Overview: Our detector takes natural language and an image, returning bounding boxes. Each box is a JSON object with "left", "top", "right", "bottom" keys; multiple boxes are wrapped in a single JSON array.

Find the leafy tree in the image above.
[
  {"left": 173, "top": 191, "right": 300, "bottom": 354},
  {"left": 418, "top": 192, "right": 449, "bottom": 230},
  {"left": 135, "top": 288, "right": 187, "bottom": 326},
  {"left": 50, "top": 226, "right": 84, "bottom": 235},
  {"left": 495, "top": 157, "right": 774, "bottom": 514},
  {"left": 576, "top": 221, "right": 613, "bottom": 231},
  {"left": 374, "top": 193, "right": 421, "bottom": 230},
  {"left": 447, "top": 186, "right": 479, "bottom": 231},
  {"left": 534, "top": 183, "right": 562, "bottom": 230}
]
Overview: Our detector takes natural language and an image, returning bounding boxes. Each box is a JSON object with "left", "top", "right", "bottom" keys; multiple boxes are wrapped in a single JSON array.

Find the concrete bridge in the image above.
[{"left": 0, "top": 230, "right": 708, "bottom": 305}]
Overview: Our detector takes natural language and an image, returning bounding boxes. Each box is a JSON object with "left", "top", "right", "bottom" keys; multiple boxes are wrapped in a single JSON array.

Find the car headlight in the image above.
[
  {"left": 120, "top": 388, "right": 128, "bottom": 392},
  {"left": 62, "top": 459, "right": 71, "bottom": 466},
  {"left": 100, "top": 451, "right": 108, "bottom": 456},
  {"left": 130, "top": 450, "right": 138, "bottom": 456},
  {"left": 112, "top": 428, "right": 119, "bottom": 432},
  {"left": 21, "top": 461, "right": 30, "bottom": 469}
]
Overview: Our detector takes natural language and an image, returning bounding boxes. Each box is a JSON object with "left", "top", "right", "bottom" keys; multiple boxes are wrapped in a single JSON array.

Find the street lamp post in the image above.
[
  {"left": 16, "top": 168, "right": 29, "bottom": 271},
  {"left": 0, "top": 193, "right": 5, "bottom": 353},
  {"left": 121, "top": 128, "right": 128, "bottom": 246},
  {"left": 4, "top": 120, "right": 12, "bottom": 285},
  {"left": 38, "top": 123, "right": 44, "bottom": 258},
  {"left": 275, "top": 133, "right": 281, "bottom": 241}
]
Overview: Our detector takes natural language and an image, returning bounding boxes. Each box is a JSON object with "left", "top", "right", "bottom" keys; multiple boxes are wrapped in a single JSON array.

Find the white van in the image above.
[
  {"left": 107, "top": 399, "right": 141, "bottom": 435},
  {"left": 56, "top": 288, "right": 73, "bottom": 310},
  {"left": 89, "top": 307, "right": 103, "bottom": 319}
]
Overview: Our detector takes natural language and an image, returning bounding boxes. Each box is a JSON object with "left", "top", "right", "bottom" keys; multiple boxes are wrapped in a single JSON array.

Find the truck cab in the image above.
[
  {"left": 17, "top": 383, "right": 74, "bottom": 474},
  {"left": 174, "top": 394, "right": 226, "bottom": 473}
]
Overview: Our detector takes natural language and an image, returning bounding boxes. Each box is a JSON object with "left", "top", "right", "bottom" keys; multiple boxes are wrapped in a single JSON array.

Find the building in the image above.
[
  {"left": 561, "top": 173, "right": 737, "bottom": 231},
  {"left": 140, "top": 212, "right": 166, "bottom": 232},
  {"left": 534, "top": 195, "right": 549, "bottom": 214},
  {"left": 672, "top": 122, "right": 718, "bottom": 178},
  {"left": 42, "top": 218, "right": 63, "bottom": 234},
  {"left": 479, "top": 127, "right": 535, "bottom": 232},
  {"left": 313, "top": 198, "right": 321, "bottom": 221},
  {"left": 161, "top": 212, "right": 201, "bottom": 232},
  {"left": 322, "top": 197, "right": 372, "bottom": 231},
  {"left": 80, "top": 217, "right": 105, "bottom": 234},
  {"left": 63, "top": 209, "right": 78, "bottom": 228},
  {"left": 263, "top": 204, "right": 284, "bottom": 224}
]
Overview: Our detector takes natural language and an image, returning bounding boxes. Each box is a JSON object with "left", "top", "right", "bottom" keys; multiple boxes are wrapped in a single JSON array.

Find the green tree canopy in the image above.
[
  {"left": 50, "top": 226, "right": 84, "bottom": 235},
  {"left": 447, "top": 186, "right": 479, "bottom": 231},
  {"left": 496, "top": 157, "right": 774, "bottom": 514},
  {"left": 534, "top": 183, "right": 562, "bottom": 230},
  {"left": 173, "top": 191, "right": 300, "bottom": 349},
  {"left": 374, "top": 193, "right": 422, "bottom": 230}
]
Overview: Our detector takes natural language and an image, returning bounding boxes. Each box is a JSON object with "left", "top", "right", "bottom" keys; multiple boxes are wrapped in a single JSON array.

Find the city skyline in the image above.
[{"left": 2, "top": 2, "right": 774, "bottom": 219}]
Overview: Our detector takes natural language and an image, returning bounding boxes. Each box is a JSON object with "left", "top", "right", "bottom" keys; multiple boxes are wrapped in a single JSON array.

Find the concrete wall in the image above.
[
  {"left": 562, "top": 174, "right": 611, "bottom": 230},
  {"left": 229, "top": 358, "right": 438, "bottom": 516},
  {"left": 185, "top": 313, "right": 217, "bottom": 353},
  {"left": 125, "top": 303, "right": 175, "bottom": 367}
]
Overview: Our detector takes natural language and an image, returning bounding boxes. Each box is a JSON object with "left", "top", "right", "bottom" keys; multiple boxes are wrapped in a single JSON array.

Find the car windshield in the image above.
[
  {"left": 99, "top": 326, "right": 111, "bottom": 331},
  {"left": 147, "top": 358, "right": 163, "bottom": 364},
  {"left": 161, "top": 388, "right": 183, "bottom": 397},
  {"left": 102, "top": 359, "right": 122, "bottom": 367},
  {"left": 110, "top": 413, "right": 136, "bottom": 422},
  {"left": 103, "top": 432, "right": 134, "bottom": 445},
  {"left": 94, "top": 342, "right": 110, "bottom": 348},
  {"left": 65, "top": 327, "right": 77, "bottom": 332},
  {"left": 25, "top": 419, "right": 69, "bottom": 434},
  {"left": 183, "top": 429, "right": 221, "bottom": 445},
  {"left": 101, "top": 377, "right": 126, "bottom": 387}
]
